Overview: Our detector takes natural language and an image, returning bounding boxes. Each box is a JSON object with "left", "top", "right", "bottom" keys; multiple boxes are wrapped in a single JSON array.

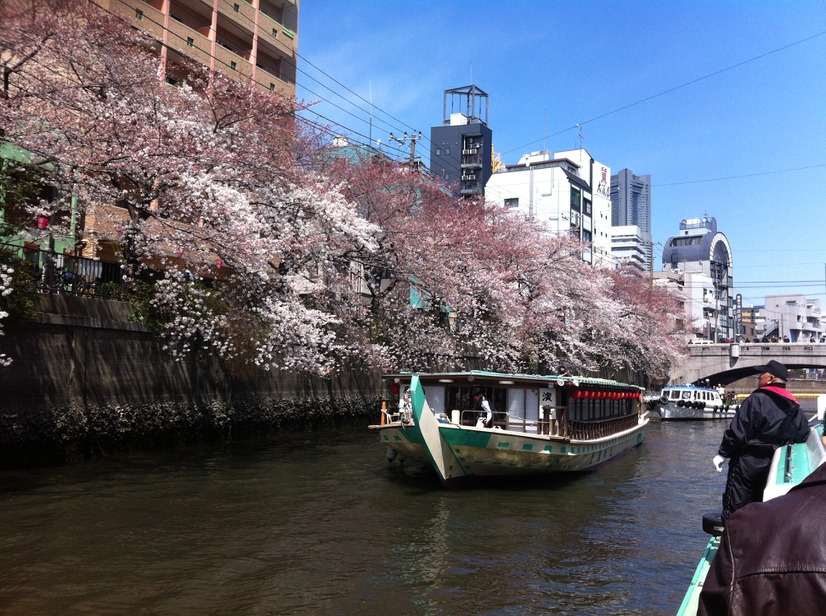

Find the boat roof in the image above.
[
  {"left": 383, "top": 370, "right": 643, "bottom": 390},
  {"left": 664, "top": 384, "right": 718, "bottom": 391}
]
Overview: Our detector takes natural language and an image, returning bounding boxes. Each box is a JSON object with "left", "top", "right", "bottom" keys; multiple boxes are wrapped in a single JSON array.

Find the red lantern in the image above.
[{"left": 37, "top": 216, "right": 49, "bottom": 229}]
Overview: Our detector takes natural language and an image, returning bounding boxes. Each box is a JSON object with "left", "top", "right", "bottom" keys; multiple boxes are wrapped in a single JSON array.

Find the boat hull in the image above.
[
  {"left": 373, "top": 420, "right": 647, "bottom": 482},
  {"left": 657, "top": 403, "right": 736, "bottom": 421}
]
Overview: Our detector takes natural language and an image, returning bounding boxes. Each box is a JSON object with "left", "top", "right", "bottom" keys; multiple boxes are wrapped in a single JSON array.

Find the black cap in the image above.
[{"left": 753, "top": 359, "right": 788, "bottom": 381}]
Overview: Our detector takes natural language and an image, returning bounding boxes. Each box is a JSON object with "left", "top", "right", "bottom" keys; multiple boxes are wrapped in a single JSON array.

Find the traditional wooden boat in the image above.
[
  {"left": 656, "top": 384, "right": 738, "bottom": 420},
  {"left": 677, "top": 398, "right": 826, "bottom": 615},
  {"left": 368, "top": 371, "right": 647, "bottom": 486}
]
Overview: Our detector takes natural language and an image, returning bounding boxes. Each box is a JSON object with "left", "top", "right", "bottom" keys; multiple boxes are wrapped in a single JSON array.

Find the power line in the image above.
[
  {"left": 503, "top": 29, "right": 826, "bottom": 156},
  {"left": 655, "top": 163, "right": 826, "bottom": 187}
]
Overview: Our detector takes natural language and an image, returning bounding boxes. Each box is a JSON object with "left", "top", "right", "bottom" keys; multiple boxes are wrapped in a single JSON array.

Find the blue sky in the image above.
[{"left": 296, "top": 1, "right": 826, "bottom": 307}]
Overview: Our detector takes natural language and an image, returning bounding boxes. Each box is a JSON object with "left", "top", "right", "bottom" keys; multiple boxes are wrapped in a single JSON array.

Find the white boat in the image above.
[
  {"left": 676, "top": 396, "right": 826, "bottom": 615},
  {"left": 656, "top": 384, "right": 738, "bottom": 420},
  {"left": 368, "top": 371, "right": 648, "bottom": 486}
]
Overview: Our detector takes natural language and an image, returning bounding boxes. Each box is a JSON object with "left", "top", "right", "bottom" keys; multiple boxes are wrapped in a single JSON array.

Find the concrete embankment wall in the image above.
[{"left": 0, "top": 295, "right": 385, "bottom": 467}]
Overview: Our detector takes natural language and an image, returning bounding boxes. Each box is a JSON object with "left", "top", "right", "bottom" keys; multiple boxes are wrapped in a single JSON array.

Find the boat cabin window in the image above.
[{"left": 443, "top": 386, "right": 507, "bottom": 415}]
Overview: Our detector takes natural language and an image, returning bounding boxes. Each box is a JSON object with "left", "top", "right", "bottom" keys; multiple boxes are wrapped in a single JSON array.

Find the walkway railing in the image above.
[{"left": 10, "top": 246, "right": 123, "bottom": 297}]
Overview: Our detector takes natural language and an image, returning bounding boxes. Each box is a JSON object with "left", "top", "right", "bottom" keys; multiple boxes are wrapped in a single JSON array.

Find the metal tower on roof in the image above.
[{"left": 442, "top": 85, "right": 489, "bottom": 126}]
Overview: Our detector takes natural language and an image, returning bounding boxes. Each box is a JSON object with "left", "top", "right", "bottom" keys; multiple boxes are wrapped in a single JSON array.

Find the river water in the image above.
[{"left": 2, "top": 406, "right": 812, "bottom": 616}]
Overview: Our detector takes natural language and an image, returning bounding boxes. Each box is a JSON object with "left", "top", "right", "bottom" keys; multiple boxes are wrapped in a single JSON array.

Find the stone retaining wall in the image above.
[{"left": 0, "top": 295, "right": 385, "bottom": 467}]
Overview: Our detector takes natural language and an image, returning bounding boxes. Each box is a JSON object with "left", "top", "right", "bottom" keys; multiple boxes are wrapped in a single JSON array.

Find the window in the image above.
[
  {"left": 233, "top": 3, "right": 240, "bottom": 11},
  {"left": 583, "top": 198, "right": 592, "bottom": 215},
  {"left": 269, "top": 83, "right": 275, "bottom": 91},
  {"left": 435, "top": 148, "right": 441, "bottom": 156},
  {"left": 135, "top": 9, "right": 143, "bottom": 20},
  {"left": 504, "top": 198, "right": 518, "bottom": 208},
  {"left": 570, "top": 188, "right": 581, "bottom": 211},
  {"left": 230, "top": 61, "right": 237, "bottom": 70},
  {"left": 272, "top": 28, "right": 278, "bottom": 38},
  {"left": 186, "top": 37, "right": 194, "bottom": 47}
]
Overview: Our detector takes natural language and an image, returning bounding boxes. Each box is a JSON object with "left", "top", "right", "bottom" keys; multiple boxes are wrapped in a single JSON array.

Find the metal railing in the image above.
[{"left": 17, "top": 247, "right": 123, "bottom": 297}]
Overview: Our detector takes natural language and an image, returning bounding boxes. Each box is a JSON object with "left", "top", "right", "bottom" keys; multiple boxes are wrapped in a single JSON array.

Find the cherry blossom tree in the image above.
[
  {"left": 322, "top": 153, "right": 685, "bottom": 377},
  {"left": 1, "top": 0, "right": 685, "bottom": 380},
  {"left": 1, "top": 0, "right": 378, "bottom": 375}
]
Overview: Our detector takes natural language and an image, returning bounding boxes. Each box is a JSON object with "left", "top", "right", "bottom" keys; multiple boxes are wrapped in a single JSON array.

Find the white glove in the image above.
[{"left": 713, "top": 455, "right": 727, "bottom": 473}]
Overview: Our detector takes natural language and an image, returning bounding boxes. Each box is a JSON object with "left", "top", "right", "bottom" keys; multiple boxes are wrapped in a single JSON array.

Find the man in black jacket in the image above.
[
  {"left": 712, "top": 359, "right": 809, "bottom": 520},
  {"left": 698, "top": 461, "right": 826, "bottom": 615}
]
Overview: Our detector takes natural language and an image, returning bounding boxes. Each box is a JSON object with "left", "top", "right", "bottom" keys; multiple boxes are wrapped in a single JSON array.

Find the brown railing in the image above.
[{"left": 566, "top": 414, "right": 640, "bottom": 440}]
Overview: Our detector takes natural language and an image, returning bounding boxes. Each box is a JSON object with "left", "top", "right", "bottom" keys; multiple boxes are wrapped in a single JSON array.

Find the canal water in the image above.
[{"left": 0, "top": 406, "right": 814, "bottom": 615}]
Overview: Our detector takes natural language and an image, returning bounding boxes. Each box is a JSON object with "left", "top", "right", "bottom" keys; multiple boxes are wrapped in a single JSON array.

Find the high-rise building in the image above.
[
  {"left": 429, "top": 85, "right": 492, "bottom": 198},
  {"left": 610, "top": 169, "right": 652, "bottom": 271},
  {"left": 99, "top": 0, "right": 298, "bottom": 96},
  {"left": 610, "top": 169, "right": 651, "bottom": 231}
]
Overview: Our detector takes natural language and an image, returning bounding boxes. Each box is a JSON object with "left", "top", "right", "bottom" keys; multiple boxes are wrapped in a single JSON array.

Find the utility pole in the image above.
[{"left": 389, "top": 131, "right": 423, "bottom": 167}]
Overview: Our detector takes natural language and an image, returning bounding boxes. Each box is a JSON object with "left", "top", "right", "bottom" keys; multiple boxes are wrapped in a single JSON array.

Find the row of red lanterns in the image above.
[{"left": 571, "top": 389, "right": 638, "bottom": 400}]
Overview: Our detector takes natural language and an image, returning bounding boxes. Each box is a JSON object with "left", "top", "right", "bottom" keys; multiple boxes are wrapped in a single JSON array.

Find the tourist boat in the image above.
[
  {"left": 656, "top": 384, "right": 738, "bottom": 420},
  {"left": 368, "top": 371, "right": 647, "bottom": 486},
  {"left": 676, "top": 397, "right": 826, "bottom": 615}
]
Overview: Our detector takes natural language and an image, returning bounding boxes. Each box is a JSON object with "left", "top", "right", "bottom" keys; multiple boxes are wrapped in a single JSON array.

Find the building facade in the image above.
[
  {"left": 429, "top": 85, "right": 492, "bottom": 198},
  {"left": 610, "top": 225, "right": 648, "bottom": 271},
  {"left": 485, "top": 148, "right": 613, "bottom": 267},
  {"left": 758, "top": 295, "right": 823, "bottom": 342},
  {"left": 99, "top": 0, "right": 298, "bottom": 96},
  {"left": 660, "top": 216, "right": 734, "bottom": 342}
]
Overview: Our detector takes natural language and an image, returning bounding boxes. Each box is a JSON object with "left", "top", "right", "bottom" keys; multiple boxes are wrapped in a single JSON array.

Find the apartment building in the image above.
[
  {"left": 98, "top": 0, "right": 298, "bottom": 96},
  {"left": 759, "top": 295, "right": 823, "bottom": 342}
]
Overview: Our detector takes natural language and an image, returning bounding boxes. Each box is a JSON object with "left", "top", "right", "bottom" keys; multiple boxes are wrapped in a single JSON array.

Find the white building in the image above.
[
  {"left": 660, "top": 217, "right": 734, "bottom": 342},
  {"left": 610, "top": 225, "right": 648, "bottom": 271},
  {"left": 485, "top": 148, "right": 613, "bottom": 267},
  {"left": 759, "top": 295, "right": 823, "bottom": 342},
  {"left": 653, "top": 269, "right": 717, "bottom": 341}
]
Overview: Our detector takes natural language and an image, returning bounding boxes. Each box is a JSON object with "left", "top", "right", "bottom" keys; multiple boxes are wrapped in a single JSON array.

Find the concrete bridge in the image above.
[{"left": 670, "top": 342, "right": 826, "bottom": 386}]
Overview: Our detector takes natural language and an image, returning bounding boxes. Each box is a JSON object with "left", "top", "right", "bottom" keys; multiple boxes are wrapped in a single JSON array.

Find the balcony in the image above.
[
  {"left": 257, "top": 11, "right": 297, "bottom": 60},
  {"left": 217, "top": 0, "right": 257, "bottom": 36}
]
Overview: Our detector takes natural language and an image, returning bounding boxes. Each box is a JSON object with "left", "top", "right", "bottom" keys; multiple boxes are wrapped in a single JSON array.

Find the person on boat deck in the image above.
[
  {"left": 698, "top": 461, "right": 826, "bottom": 615},
  {"left": 473, "top": 388, "right": 494, "bottom": 428},
  {"left": 713, "top": 359, "right": 809, "bottom": 520}
]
